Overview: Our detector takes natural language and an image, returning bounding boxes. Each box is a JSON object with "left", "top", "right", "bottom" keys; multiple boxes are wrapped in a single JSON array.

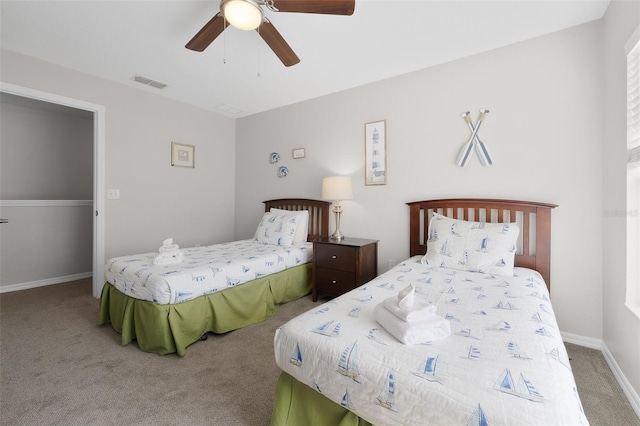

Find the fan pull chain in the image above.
[
  {"left": 256, "top": 27, "right": 261, "bottom": 77},
  {"left": 223, "top": 17, "right": 227, "bottom": 64}
]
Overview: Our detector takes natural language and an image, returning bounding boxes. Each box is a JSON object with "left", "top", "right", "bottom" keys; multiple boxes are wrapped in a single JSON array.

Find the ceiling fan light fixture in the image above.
[{"left": 221, "top": 0, "right": 263, "bottom": 31}]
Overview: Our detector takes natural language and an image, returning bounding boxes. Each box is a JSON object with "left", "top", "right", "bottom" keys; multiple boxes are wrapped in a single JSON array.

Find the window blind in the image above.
[{"left": 628, "top": 36, "right": 640, "bottom": 166}]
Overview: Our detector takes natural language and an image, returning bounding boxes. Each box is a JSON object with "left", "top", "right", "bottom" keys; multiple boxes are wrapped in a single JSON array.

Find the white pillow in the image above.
[
  {"left": 421, "top": 213, "right": 520, "bottom": 277},
  {"left": 270, "top": 208, "right": 309, "bottom": 243},
  {"left": 254, "top": 212, "right": 301, "bottom": 248}
]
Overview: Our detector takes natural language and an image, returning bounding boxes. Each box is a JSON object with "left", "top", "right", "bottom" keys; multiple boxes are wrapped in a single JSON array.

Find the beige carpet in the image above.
[{"left": 1, "top": 279, "right": 638, "bottom": 425}]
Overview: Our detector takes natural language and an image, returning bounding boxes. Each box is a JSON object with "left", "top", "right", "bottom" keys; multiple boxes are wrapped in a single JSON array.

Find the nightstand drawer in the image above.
[
  {"left": 314, "top": 267, "right": 356, "bottom": 296},
  {"left": 315, "top": 244, "right": 356, "bottom": 272}
]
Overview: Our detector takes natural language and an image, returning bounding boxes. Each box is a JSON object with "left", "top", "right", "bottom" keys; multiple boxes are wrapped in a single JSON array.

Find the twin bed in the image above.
[
  {"left": 98, "top": 198, "right": 329, "bottom": 356},
  {"left": 271, "top": 198, "right": 589, "bottom": 425}
]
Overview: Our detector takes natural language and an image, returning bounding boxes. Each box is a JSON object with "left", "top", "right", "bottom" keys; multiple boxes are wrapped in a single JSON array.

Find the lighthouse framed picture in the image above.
[{"left": 364, "top": 120, "right": 387, "bottom": 185}]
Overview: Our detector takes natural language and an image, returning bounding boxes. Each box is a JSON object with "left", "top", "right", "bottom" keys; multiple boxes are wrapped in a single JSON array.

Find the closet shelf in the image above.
[{"left": 0, "top": 200, "right": 93, "bottom": 207}]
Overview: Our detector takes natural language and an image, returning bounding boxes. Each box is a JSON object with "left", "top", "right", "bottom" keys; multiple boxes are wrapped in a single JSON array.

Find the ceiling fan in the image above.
[{"left": 185, "top": 0, "right": 356, "bottom": 67}]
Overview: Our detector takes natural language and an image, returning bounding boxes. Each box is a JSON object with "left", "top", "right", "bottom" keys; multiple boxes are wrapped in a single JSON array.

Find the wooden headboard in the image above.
[
  {"left": 407, "top": 199, "right": 557, "bottom": 290},
  {"left": 263, "top": 198, "right": 331, "bottom": 242}
]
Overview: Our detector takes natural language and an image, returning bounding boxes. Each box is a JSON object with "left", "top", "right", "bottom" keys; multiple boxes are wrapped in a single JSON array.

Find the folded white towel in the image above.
[
  {"left": 159, "top": 244, "right": 179, "bottom": 253},
  {"left": 374, "top": 303, "right": 450, "bottom": 345},
  {"left": 382, "top": 294, "right": 437, "bottom": 323},
  {"left": 398, "top": 283, "right": 415, "bottom": 308},
  {"left": 153, "top": 250, "right": 184, "bottom": 266},
  {"left": 158, "top": 238, "right": 180, "bottom": 253}
]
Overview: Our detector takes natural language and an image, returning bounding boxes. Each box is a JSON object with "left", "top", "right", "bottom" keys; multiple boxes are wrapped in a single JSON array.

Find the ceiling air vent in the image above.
[
  {"left": 215, "top": 103, "right": 244, "bottom": 115},
  {"left": 132, "top": 75, "right": 167, "bottom": 89}
]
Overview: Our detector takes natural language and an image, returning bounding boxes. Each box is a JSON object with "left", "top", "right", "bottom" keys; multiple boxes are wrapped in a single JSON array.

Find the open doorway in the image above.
[{"left": 0, "top": 82, "right": 105, "bottom": 298}]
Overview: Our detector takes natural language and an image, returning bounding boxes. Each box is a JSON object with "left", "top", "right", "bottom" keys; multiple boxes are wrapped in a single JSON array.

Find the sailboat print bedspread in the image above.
[
  {"left": 274, "top": 256, "right": 588, "bottom": 425},
  {"left": 105, "top": 240, "right": 311, "bottom": 305}
]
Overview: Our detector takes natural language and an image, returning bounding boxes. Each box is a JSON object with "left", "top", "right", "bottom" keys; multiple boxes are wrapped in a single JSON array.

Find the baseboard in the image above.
[
  {"left": 561, "top": 331, "right": 602, "bottom": 349},
  {"left": 0, "top": 272, "right": 92, "bottom": 293},
  {"left": 561, "top": 331, "right": 640, "bottom": 419},
  {"left": 601, "top": 342, "right": 640, "bottom": 419}
]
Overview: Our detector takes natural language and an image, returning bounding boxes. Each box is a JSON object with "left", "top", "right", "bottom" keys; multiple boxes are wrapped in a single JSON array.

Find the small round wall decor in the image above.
[
  {"left": 269, "top": 152, "right": 280, "bottom": 164},
  {"left": 277, "top": 166, "right": 289, "bottom": 178}
]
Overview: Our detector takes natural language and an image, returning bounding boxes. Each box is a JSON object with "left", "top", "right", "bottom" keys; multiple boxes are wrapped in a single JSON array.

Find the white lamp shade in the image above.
[
  {"left": 221, "top": 0, "right": 263, "bottom": 31},
  {"left": 322, "top": 176, "right": 353, "bottom": 201}
]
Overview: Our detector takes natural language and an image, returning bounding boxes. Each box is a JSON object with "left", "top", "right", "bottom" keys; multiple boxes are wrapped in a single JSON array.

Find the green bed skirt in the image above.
[
  {"left": 270, "top": 371, "right": 372, "bottom": 426},
  {"left": 98, "top": 263, "right": 312, "bottom": 356}
]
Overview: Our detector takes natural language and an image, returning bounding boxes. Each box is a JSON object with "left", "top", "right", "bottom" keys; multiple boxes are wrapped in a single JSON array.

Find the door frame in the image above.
[{"left": 0, "top": 82, "right": 106, "bottom": 298}]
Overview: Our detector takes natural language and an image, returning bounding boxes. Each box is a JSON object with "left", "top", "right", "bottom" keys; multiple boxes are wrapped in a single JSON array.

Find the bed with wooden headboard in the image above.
[
  {"left": 263, "top": 198, "right": 330, "bottom": 242},
  {"left": 408, "top": 198, "right": 558, "bottom": 290},
  {"left": 98, "top": 198, "right": 330, "bottom": 356},
  {"left": 270, "top": 198, "right": 588, "bottom": 426}
]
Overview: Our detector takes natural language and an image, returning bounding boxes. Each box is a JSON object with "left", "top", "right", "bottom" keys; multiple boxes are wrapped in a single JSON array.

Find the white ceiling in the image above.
[{"left": 1, "top": 0, "right": 610, "bottom": 118}]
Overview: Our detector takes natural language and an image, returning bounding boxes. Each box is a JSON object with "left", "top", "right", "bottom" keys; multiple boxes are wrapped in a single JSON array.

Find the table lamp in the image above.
[{"left": 321, "top": 176, "right": 353, "bottom": 240}]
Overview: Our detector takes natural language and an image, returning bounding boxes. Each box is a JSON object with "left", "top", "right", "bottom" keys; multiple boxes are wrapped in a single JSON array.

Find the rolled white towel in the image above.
[
  {"left": 153, "top": 250, "right": 184, "bottom": 266},
  {"left": 382, "top": 295, "right": 437, "bottom": 323},
  {"left": 374, "top": 303, "right": 450, "bottom": 345}
]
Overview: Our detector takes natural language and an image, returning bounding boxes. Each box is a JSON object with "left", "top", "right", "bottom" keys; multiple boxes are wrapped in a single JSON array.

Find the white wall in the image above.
[
  {"left": 235, "top": 22, "right": 604, "bottom": 342},
  {"left": 0, "top": 49, "right": 237, "bottom": 260},
  {"left": 602, "top": 0, "right": 640, "bottom": 405}
]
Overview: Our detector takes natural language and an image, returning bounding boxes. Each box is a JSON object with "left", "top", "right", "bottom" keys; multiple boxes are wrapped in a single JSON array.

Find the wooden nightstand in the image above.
[{"left": 312, "top": 237, "right": 379, "bottom": 301}]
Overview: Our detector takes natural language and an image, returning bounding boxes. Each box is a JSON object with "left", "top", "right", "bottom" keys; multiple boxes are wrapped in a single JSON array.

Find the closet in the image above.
[{"left": 0, "top": 93, "right": 93, "bottom": 291}]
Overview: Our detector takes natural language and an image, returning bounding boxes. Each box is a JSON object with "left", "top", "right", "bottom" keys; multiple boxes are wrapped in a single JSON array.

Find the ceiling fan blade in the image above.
[
  {"left": 185, "top": 13, "right": 228, "bottom": 52},
  {"left": 257, "top": 21, "right": 300, "bottom": 67},
  {"left": 271, "top": 0, "right": 355, "bottom": 15}
]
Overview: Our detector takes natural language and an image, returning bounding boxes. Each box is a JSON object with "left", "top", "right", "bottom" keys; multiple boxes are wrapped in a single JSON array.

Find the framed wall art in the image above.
[
  {"left": 364, "top": 120, "right": 386, "bottom": 185},
  {"left": 171, "top": 142, "right": 195, "bottom": 168}
]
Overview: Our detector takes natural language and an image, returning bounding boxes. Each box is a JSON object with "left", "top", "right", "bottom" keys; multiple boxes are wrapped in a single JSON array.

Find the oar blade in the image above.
[{"left": 457, "top": 140, "right": 474, "bottom": 167}]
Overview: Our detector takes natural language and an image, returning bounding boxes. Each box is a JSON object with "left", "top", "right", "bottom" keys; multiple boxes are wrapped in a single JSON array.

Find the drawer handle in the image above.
[
  {"left": 331, "top": 255, "right": 337, "bottom": 259},
  {"left": 332, "top": 280, "right": 337, "bottom": 284}
]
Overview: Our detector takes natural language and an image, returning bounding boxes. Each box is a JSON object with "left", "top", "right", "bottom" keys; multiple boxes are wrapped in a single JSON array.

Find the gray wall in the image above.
[
  {"left": 0, "top": 96, "right": 93, "bottom": 199},
  {"left": 0, "top": 98, "right": 93, "bottom": 288}
]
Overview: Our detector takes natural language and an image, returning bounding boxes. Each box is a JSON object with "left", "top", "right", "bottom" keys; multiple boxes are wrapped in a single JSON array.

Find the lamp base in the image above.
[
  {"left": 331, "top": 206, "right": 345, "bottom": 240},
  {"left": 330, "top": 230, "right": 345, "bottom": 240}
]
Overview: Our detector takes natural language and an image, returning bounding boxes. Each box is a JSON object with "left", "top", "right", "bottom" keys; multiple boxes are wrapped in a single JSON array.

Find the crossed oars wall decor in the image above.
[{"left": 456, "top": 109, "right": 493, "bottom": 167}]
